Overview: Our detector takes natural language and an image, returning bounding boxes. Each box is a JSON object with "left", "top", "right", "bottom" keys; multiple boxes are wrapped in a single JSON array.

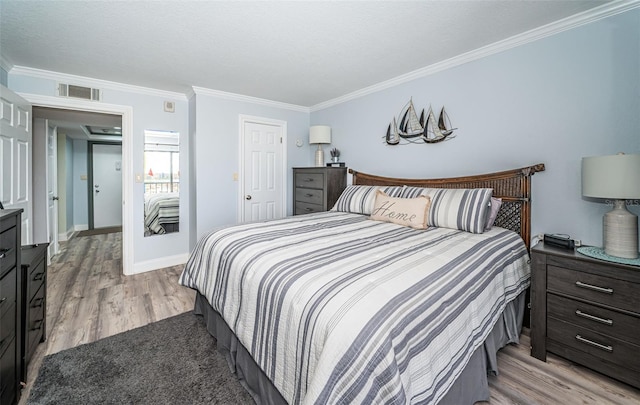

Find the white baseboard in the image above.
[
  {"left": 58, "top": 226, "right": 76, "bottom": 242},
  {"left": 127, "top": 253, "right": 189, "bottom": 275},
  {"left": 74, "top": 224, "right": 88, "bottom": 232}
]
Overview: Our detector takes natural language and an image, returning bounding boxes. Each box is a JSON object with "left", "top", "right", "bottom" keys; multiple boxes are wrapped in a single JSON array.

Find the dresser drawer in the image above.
[
  {"left": 0, "top": 268, "right": 16, "bottom": 318},
  {"left": 0, "top": 301, "right": 16, "bottom": 356},
  {"left": 547, "top": 294, "right": 640, "bottom": 346},
  {"left": 548, "top": 317, "right": 640, "bottom": 373},
  {"left": 295, "top": 201, "right": 324, "bottom": 215},
  {"left": 295, "top": 187, "right": 324, "bottom": 205},
  {"left": 0, "top": 226, "right": 17, "bottom": 278},
  {"left": 295, "top": 172, "right": 324, "bottom": 189},
  {"left": 26, "top": 256, "right": 46, "bottom": 302},
  {"left": 547, "top": 265, "right": 638, "bottom": 313},
  {"left": 26, "top": 284, "right": 46, "bottom": 363},
  {"left": 0, "top": 336, "right": 16, "bottom": 403}
]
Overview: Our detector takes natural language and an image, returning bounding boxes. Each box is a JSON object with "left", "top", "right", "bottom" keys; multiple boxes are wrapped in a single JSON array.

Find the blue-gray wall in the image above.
[
  {"left": 192, "top": 92, "right": 309, "bottom": 241},
  {"left": 65, "top": 136, "right": 74, "bottom": 231},
  {"left": 310, "top": 8, "right": 640, "bottom": 250}
]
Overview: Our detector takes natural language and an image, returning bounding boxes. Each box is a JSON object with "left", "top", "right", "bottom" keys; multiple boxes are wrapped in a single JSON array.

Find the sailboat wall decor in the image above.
[{"left": 385, "top": 99, "right": 457, "bottom": 145}]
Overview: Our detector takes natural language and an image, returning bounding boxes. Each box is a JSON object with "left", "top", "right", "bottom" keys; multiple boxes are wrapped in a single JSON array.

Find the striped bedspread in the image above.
[
  {"left": 179, "top": 211, "right": 530, "bottom": 404},
  {"left": 144, "top": 193, "right": 179, "bottom": 234}
]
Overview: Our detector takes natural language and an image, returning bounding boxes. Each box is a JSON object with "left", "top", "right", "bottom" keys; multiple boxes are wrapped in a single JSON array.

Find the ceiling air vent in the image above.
[{"left": 58, "top": 83, "right": 101, "bottom": 101}]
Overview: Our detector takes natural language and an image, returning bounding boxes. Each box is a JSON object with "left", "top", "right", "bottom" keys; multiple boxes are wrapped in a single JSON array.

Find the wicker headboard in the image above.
[{"left": 349, "top": 163, "right": 545, "bottom": 249}]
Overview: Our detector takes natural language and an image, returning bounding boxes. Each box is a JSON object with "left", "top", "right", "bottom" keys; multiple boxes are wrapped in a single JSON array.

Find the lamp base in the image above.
[
  {"left": 603, "top": 200, "right": 638, "bottom": 259},
  {"left": 315, "top": 145, "right": 324, "bottom": 167}
]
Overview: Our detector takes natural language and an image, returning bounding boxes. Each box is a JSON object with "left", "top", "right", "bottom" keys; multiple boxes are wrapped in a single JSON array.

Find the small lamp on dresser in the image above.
[
  {"left": 309, "top": 125, "right": 331, "bottom": 167},
  {"left": 582, "top": 152, "right": 640, "bottom": 259}
]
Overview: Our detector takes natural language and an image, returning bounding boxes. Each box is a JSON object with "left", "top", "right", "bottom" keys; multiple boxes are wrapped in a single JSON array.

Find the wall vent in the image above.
[{"left": 58, "top": 83, "right": 101, "bottom": 101}]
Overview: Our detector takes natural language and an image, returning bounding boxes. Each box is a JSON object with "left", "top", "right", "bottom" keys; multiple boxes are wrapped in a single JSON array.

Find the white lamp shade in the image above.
[
  {"left": 582, "top": 153, "right": 640, "bottom": 199},
  {"left": 309, "top": 125, "right": 331, "bottom": 144}
]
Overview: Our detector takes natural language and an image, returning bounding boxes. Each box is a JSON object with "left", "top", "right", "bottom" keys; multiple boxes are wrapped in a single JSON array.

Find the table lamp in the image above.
[
  {"left": 309, "top": 125, "right": 331, "bottom": 167},
  {"left": 582, "top": 153, "right": 640, "bottom": 259}
]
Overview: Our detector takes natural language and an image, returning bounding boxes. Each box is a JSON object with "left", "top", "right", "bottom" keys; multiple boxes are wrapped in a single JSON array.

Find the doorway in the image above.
[{"left": 25, "top": 95, "right": 133, "bottom": 274}]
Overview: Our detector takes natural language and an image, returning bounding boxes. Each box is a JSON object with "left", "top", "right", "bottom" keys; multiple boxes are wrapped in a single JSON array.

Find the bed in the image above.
[
  {"left": 144, "top": 193, "right": 179, "bottom": 235},
  {"left": 179, "top": 163, "right": 545, "bottom": 404}
]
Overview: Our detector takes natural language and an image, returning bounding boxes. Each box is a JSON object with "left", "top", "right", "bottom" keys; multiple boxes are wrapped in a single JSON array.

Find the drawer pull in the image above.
[
  {"left": 33, "top": 272, "right": 45, "bottom": 281},
  {"left": 0, "top": 247, "right": 12, "bottom": 259},
  {"left": 575, "top": 310, "right": 613, "bottom": 326},
  {"left": 304, "top": 178, "right": 315, "bottom": 182},
  {"left": 0, "top": 297, "right": 6, "bottom": 305},
  {"left": 31, "top": 319, "right": 43, "bottom": 331},
  {"left": 305, "top": 208, "right": 313, "bottom": 212},
  {"left": 575, "top": 281, "right": 613, "bottom": 294},
  {"left": 31, "top": 298, "right": 44, "bottom": 308},
  {"left": 305, "top": 193, "right": 314, "bottom": 197},
  {"left": 575, "top": 334, "right": 613, "bottom": 352}
]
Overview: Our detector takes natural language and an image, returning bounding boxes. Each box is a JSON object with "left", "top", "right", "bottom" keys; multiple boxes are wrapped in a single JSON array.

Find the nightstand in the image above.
[
  {"left": 293, "top": 167, "right": 347, "bottom": 215},
  {"left": 530, "top": 243, "right": 640, "bottom": 389}
]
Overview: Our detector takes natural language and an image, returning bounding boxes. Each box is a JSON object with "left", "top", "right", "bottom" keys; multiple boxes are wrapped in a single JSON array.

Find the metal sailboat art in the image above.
[{"left": 385, "top": 99, "right": 457, "bottom": 145}]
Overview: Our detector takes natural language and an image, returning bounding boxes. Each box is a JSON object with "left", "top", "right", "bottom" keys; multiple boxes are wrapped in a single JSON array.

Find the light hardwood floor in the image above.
[{"left": 19, "top": 232, "right": 640, "bottom": 404}]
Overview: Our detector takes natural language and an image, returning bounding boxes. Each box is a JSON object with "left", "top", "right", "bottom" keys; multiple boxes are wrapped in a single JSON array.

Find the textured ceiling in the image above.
[{"left": 1, "top": 1, "right": 610, "bottom": 107}]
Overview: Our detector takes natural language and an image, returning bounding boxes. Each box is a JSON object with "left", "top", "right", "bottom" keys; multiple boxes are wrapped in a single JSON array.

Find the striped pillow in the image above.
[
  {"left": 400, "top": 187, "right": 493, "bottom": 234},
  {"left": 332, "top": 185, "right": 404, "bottom": 215}
]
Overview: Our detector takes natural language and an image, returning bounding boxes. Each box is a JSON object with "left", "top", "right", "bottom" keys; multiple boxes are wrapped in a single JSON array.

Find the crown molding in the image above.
[
  {"left": 192, "top": 86, "right": 309, "bottom": 113},
  {"left": 310, "top": 0, "right": 640, "bottom": 112},
  {"left": 10, "top": 66, "right": 188, "bottom": 100}
]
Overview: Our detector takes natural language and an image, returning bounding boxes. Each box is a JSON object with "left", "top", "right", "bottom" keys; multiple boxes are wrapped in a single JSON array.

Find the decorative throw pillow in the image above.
[
  {"left": 370, "top": 190, "right": 431, "bottom": 229},
  {"left": 332, "top": 185, "right": 404, "bottom": 215},
  {"left": 485, "top": 197, "right": 503, "bottom": 231},
  {"left": 398, "top": 187, "right": 493, "bottom": 234}
]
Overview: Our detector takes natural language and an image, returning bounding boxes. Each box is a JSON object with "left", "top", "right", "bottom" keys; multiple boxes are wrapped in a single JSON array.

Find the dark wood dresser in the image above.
[
  {"left": 293, "top": 167, "right": 347, "bottom": 215},
  {"left": 530, "top": 243, "right": 640, "bottom": 389},
  {"left": 21, "top": 243, "right": 48, "bottom": 379},
  {"left": 0, "top": 209, "right": 22, "bottom": 405}
]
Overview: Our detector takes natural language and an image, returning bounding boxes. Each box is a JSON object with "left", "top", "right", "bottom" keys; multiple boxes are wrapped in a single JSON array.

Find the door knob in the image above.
[
  {"left": 95, "top": 190, "right": 100, "bottom": 193},
  {"left": 245, "top": 195, "right": 252, "bottom": 200}
]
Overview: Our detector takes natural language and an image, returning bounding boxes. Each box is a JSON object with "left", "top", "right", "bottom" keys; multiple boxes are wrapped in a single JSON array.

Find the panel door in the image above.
[
  {"left": 92, "top": 143, "right": 122, "bottom": 228},
  {"left": 47, "top": 125, "right": 59, "bottom": 256},
  {"left": 242, "top": 121, "right": 283, "bottom": 222},
  {"left": 0, "top": 84, "right": 33, "bottom": 244}
]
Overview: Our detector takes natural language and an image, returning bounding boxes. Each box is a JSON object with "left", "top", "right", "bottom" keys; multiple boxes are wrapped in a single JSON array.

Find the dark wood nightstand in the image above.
[
  {"left": 293, "top": 167, "right": 347, "bottom": 215},
  {"left": 530, "top": 243, "right": 640, "bottom": 389}
]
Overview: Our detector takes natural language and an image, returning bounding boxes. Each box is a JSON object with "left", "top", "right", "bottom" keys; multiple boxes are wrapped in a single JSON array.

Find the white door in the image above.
[
  {"left": 241, "top": 119, "right": 285, "bottom": 222},
  {"left": 92, "top": 143, "right": 122, "bottom": 228},
  {"left": 47, "top": 125, "right": 59, "bottom": 256},
  {"left": 0, "top": 85, "right": 33, "bottom": 244}
]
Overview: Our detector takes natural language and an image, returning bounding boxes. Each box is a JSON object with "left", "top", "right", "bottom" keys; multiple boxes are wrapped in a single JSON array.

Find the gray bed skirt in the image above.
[{"left": 193, "top": 291, "right": 526, "bottom": 405}]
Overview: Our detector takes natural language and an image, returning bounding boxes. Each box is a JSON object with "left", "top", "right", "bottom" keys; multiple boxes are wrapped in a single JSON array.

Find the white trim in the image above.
[
  {"left": 238, "top": 115, "right": 288, "bottom": 222},
  {"left": 130, "top": 253, "right": 189, "bottom": 275},
  {"left": 74, "top": 224, "right": 89, "bottom": 232},
  {"left": 11, "top": 66, "right": 188, "bottom": 101},
  {"left": 193, "top": 86, "right": 309, "bottom": 113},
  {"left": 58, "top": 226, "right": 76, "bottom": 242},
  {"left": 18, "top": 92, "right": 134, "bottom": 276},
  {"left": 310, "top": 0, "right": 640, "bottom": 112}
]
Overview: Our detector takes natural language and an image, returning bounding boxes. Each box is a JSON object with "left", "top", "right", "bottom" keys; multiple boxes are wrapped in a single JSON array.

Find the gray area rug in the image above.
[{"left": 28, "top": 312, "right": 254, "bottom": 404}]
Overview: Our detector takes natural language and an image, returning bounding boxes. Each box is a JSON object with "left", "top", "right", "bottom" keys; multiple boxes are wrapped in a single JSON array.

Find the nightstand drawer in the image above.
[
  {"left": 295, "top": 188, "right": 324, "bottom": 205},
  {"left": 548, "top": 317, "right": 640, "bottom": 373},
  {"left": 547, "top": 294, "right": 640, "bottom": 346},
  {"left": 547, "top": 265, "right": 638, "bottom": 313},
  {"left": 0, "top": 268, "right": 16, "bottom": 318},
  {"left": 26, "top": 256, "right": 46, "bottom": 302},
  {"left": 295, "top": 173, "right": 324, "bottom": 189},
  {"left": 295, "top": 201, "right": 323, "bottom": 215}
]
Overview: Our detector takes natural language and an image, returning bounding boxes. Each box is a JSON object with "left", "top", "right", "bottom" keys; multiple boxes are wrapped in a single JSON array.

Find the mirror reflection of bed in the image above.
[{"left": 143, "top": 130, "right": 180, "bottom": 237}]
